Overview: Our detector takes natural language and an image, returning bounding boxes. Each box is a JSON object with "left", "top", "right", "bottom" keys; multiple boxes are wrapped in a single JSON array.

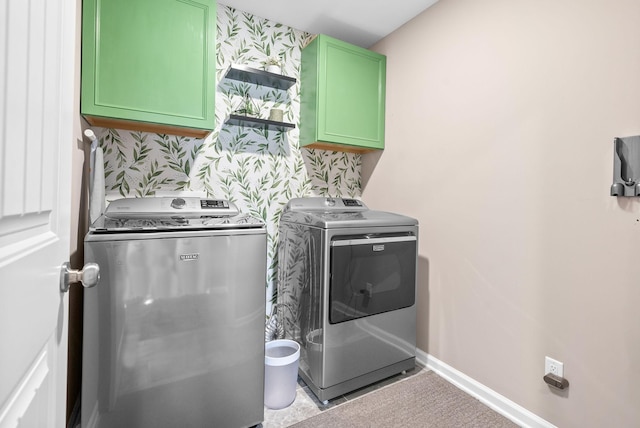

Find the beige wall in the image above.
[{"left": 364, "top": 0, "right": 640, "bottom": 426}]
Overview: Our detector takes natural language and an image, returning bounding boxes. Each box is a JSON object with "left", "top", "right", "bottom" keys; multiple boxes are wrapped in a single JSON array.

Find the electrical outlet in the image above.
[{"left": 545, "top": 356, "right": 564, "bottom": 378}]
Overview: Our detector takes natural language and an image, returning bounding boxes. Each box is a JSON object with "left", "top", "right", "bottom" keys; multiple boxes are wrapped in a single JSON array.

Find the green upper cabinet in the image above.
[
  {"left": 81, "top": 0, "right": 216, "bottom": 138},
  {"left": 300, "top": 35, "right": 386, "bottom": 153}
]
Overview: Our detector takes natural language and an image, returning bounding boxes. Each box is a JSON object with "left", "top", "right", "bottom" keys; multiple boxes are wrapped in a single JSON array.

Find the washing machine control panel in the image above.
[
  {"left": 105, "top": 197, "right": 238, "bottom": 219},
  {"left": 200, "top": 199, "right": 230, "bottom": 209}
]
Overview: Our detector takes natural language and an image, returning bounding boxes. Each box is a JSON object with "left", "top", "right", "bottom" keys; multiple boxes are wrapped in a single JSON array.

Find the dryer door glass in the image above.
[{"left": 329, "top": 234, "right": 416, "bottom": 324}]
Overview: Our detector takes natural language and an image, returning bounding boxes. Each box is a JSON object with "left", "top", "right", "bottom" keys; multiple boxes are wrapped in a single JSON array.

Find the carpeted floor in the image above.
[{"left": 290, "top": 371, "right": 520, "bottom": 428}]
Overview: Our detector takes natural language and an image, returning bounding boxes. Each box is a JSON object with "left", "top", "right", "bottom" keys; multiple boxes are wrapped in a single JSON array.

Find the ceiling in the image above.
[{"left": 219, "top": 0, "right": 439, "bottom": 48}]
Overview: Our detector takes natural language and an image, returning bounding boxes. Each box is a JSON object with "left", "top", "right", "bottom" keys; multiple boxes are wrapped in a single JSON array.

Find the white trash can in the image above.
[{"left": 264, "top": 339, "right": 300, "bottom": 409}]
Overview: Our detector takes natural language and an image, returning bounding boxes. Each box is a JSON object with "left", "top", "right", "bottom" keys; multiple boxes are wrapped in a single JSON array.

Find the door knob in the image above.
[{"left": 60, "top": 262, "right": 100, "bottom": 292}]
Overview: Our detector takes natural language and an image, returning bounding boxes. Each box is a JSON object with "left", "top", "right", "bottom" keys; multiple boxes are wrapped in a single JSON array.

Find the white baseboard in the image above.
[{"left": 415, "top": 349, "right": 555, "bottom": 428}]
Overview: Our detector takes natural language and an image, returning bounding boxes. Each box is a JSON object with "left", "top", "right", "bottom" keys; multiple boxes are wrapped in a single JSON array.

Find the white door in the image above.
[{"left": 0, "top": 0, "right": 77, "bottom": 426}]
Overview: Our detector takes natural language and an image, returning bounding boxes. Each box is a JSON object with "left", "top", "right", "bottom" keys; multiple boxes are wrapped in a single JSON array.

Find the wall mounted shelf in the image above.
[
  {"left": 223, "top": 64, "right": 296, "bottom": 90},
  {"left": 224, "top": 114, "right": 295, "bottom": 132}
]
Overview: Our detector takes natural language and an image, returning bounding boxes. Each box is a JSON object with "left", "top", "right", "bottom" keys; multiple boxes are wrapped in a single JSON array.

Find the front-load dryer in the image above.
[{"left": 277, "top": 197, "right": 418, "bottom": 403}]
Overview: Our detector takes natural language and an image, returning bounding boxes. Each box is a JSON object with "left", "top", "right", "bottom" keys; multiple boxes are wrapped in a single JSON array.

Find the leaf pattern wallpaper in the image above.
[{"left": 94, "top": 4, "right": 362, "bottom": 314}]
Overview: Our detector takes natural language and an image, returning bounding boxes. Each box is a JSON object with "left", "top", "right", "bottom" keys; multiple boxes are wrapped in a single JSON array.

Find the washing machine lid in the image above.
[
  {"left": 281, "top": 197, "right": 418, "bottom": 229},
  {"left": 90, "top": 197, "right": 264, "bottom": 232}
]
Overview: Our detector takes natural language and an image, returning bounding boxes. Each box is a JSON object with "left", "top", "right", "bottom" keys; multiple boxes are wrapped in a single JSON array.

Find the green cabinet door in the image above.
[
  {"left": 301, "top": 35, "right": 386, "bottom": 152},
  {"left": 81, "top": 0, "right": 216, "bottom": 138}
]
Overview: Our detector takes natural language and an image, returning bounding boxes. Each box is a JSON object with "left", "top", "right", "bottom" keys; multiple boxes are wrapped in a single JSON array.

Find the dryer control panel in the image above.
[{"left": 286, "top": 197, "right": 367, "bottom": 212}]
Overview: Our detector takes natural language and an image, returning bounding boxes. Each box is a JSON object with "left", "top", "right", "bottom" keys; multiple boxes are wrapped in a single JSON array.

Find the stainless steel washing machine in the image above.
[
  {"left": 82, "top": 197, "right": 266, "bottom": 428},
  {"left": 277, "top": 197, "right": 418, "bottom": 402}
]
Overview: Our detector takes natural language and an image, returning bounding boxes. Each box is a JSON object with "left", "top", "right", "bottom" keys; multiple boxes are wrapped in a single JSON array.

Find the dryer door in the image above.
[{"left": 329, "top": 234, "right": 416, "bottom": 324}]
